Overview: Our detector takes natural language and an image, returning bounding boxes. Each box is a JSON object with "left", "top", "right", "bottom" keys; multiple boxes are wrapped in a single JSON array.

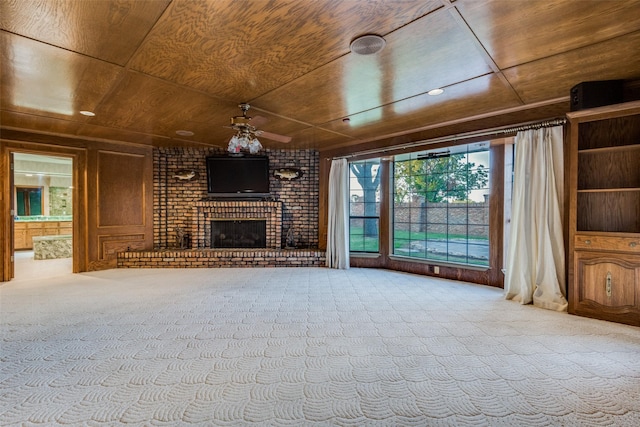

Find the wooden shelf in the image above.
[
  {"left": 577, "top": 191, "right": 640, "bottom": 233},
  {"left": 577, "top": 133, "right": 640, "bottom": 191},
  {"left": 566, "top": 100, "right": 640, "bottom": 122}
]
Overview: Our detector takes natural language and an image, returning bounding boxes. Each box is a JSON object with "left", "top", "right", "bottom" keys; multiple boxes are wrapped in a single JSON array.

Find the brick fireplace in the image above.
[
  {"left": 119, "top": 147, "right": 325, "bottom": 269},
  {"left": 192, "top": 200, "right": 282, "bottom": 249}
]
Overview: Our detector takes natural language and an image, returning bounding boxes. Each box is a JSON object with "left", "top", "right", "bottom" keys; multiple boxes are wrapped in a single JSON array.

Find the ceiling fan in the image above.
[{"left": 226, "top": 103, "right": 291, "bottom": 154}]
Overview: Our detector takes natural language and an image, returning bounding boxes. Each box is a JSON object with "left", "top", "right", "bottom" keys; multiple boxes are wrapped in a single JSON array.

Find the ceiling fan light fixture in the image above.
[
  {"left": 227, "top": 131, "right": 262, "bottom": 154},
  {"left": 248, "top": 138, "right": 262, "bottom": 154},
  {"left": 350, "top": 34, "right": 386, "bottom": 55},
  {"left": 225, "top": 103, "right": 290, "bottom": 152}
]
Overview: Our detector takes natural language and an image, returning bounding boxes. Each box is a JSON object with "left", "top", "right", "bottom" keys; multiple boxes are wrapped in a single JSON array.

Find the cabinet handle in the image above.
[
  {"left": 584, "top": 240, "right": 591, "bottom": 245},
  {"left": 606, "top": 272, "right": 612, "bottom": 298},
  {"left": 630, "top": 242, "right": 637, "bottom": 248}
]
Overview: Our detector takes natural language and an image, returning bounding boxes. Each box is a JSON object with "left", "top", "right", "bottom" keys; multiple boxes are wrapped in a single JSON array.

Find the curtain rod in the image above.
[{"left": 330, "top": 117, "right": 567, "bottom": 160}]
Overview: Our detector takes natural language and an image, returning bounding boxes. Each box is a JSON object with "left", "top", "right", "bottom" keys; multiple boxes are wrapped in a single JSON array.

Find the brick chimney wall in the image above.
[{"left": 153, "top": 147, "right": 319, "bottom": 250}]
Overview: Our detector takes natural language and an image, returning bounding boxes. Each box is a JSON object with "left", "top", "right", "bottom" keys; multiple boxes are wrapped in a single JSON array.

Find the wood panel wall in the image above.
[
  {"left": 88, "top": 149, "right": 152, "bottom": 271},
  {"left": 1, "top": 130, "right": 153, "bottom": 281}
]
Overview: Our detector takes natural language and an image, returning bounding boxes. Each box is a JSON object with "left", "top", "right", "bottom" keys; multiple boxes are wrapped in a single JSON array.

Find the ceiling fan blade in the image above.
[
  {"left": 251, "top": 115, "right": 269, "bottom": 127},
  {"left": 256, "top": 130, "right": 292, "bottom": 143}
]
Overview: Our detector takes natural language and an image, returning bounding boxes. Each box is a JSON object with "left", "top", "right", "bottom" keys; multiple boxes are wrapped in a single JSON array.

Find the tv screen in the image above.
[{"left": 206, "top": 155, "right": 270, "bottom": 198}]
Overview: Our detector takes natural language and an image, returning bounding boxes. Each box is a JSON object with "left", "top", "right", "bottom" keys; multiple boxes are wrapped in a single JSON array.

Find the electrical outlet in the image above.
[{"left": 434, "top": 266, "right": 439, "bottom": 275}]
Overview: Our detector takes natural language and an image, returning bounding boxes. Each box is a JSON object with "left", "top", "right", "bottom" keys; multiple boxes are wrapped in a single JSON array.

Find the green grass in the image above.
[
  {"left": 400, "top": 251, "right": 489, "bottom": 266},
  {"left": 349, "top": 233, "right": 379, "bottom": 252},
  {"left": 393, "top": 229, "right": 486, "bottom": 250},
  {"left": 350, "top": 227, "right": 489, "bottom": 267},
  {"left": 393, "top": 229, "right": 488, "bottom": 242},
  {"left": 349, "top": 227, "right": 489, "bottom": 255}
]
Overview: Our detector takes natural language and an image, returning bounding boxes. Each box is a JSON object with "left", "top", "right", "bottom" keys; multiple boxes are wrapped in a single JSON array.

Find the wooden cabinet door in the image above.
[
  {"left": 14, "top": 223, "right": 27, "bottom": 249},
  {"left": 44, "top": 222, "right": 59, "bottom": 236},
  {"left": 59, "top": 221, "right": 72, "bottom": 235},
  {"left": 25, "top": 223, "right": 44, "bottom": 249},
  {"left": 14, "top": 230, "right": 27, "bottom": 250},
  {"left": 574, "top": 251, "right": 640, "bottom": 326}
]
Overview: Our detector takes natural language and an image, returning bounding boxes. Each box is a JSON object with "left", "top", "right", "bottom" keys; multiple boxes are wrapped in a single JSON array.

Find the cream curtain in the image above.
[
  {"left": 505, "top": 126, "right": 568, "bottom": 311},
  {"left": 326, "top": 159, "right": 350, "bottom": 269}
]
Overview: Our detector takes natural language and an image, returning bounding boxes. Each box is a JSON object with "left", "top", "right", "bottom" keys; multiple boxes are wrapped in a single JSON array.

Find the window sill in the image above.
[
  {"left": 388, "top": 254, "right": 489, "bottom": 271},
  {"left": 350, "top": 252, "right": 381, "bottom": 259}
]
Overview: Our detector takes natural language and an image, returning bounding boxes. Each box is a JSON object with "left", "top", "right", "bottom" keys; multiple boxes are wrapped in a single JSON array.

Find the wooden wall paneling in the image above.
[
  {"left": 73, "top": 148, "right": 88, "bottom": 274},
  {"left": 487, "top": 142, "right": 505, "bottom": 287},
  {"left": 99, "top": 234, "right": 146, "bottom": 261},
  {"left": 318, "top": 155, "right": 330, "bottom": 251},
  {"left": 564, "top": 122, "right": 574, "bottom": 293},
  {"left": 8, "top": 152, "right": 14, "bottom": 279},
  {"left": 0, "top": 143, "right": 8, "bottom": 281},
  {"left": 97, "top": 151, "right": 145, "bottom": 227},
  {"left": 88, "top": 148, "right": 153, "bottom": 270}
]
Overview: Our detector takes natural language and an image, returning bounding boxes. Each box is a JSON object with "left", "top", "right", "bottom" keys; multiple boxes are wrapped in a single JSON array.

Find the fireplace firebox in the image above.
[
  {"left": 211, "top": 219, "right": 266, "bottom": 248},
  {"left": 193, "top": 200, "right": 282, "bottom": 249}
]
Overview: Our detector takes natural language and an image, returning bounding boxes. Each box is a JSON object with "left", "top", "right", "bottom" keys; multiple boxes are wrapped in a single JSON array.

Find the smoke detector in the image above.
[{"left": 350, "top": 34, "right": 386, "bottom": 55}]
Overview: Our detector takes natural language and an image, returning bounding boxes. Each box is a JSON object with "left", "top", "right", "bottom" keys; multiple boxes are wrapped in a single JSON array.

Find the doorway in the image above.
[{"left": 12, "top": 153, "right": 73, "bottom": 280}]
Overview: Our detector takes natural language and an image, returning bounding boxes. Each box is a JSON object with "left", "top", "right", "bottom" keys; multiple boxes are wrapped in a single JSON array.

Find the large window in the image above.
[
  {"left": 349, "top": 159, "right": 381, "bottom": 252},
  {"left": 393, "top": 142, "right": 490, "bottom": 266}
]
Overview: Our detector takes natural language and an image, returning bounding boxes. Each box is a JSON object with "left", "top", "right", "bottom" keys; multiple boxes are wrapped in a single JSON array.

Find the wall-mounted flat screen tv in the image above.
[{"left": 206, "top": 155, "right": 270, "bottom": 198}]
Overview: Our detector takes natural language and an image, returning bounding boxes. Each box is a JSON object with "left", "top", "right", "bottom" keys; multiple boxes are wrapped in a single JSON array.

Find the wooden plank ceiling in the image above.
[{"left": 1, "top": 0, "right": 639, "bottom": 152}]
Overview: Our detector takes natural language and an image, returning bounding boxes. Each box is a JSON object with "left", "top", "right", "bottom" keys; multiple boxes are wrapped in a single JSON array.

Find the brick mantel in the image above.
[{"left": 193, "top": 200, "right": 282, "bottom": 249}]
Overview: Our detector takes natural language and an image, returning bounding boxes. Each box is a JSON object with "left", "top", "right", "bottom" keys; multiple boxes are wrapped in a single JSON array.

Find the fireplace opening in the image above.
[{"left": 211, "top": 219, "right": 266, "bottom": 248}]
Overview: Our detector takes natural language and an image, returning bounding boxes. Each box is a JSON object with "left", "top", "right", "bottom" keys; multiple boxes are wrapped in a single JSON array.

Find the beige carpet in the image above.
[{"left": 1, "top": 267, "right": 639, "bottom": 426}]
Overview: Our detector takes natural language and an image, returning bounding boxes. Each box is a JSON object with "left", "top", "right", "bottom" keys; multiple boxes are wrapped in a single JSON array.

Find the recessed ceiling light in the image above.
[
  {"left": 350, "top": 34, "right": 386, "bottom": 55},
  {"left": 428, "top": 88, "right": 444, "bottom": 96},
  {"left": 80, "top": 110, "right": 95, "bottom": 116},
  {"left": 176, "top": 130, "right": 194, "bottom": 137}
]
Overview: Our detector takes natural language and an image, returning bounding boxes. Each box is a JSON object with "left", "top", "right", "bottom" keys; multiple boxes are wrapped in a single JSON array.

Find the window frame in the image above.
[
  {"left": 348, "top": 158, "right": 381, "bottom": 254},
  {"left": 390, "top": 143, "right": 491, "bottom": 268}
]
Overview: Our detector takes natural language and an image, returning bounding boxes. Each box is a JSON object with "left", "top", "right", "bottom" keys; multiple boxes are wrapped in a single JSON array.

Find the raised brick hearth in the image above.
[
  {"left": 118, "top": 199, "right": 326, "bottom": 268},
  {"left": 118, "top": 249, "right": 326, "bottom": 268}
]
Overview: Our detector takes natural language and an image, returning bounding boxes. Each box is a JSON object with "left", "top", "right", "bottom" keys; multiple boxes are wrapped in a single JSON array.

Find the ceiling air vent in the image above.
[{"left": 350, "top": 34, "right": 386, "bottom": 55}]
